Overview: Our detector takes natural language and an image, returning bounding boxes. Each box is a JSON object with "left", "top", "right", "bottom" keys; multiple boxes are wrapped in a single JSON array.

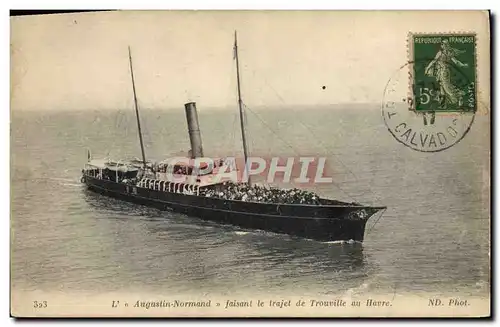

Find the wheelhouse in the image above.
[{"left": 83, "top": 160, "right": 139, "bottom": 182}]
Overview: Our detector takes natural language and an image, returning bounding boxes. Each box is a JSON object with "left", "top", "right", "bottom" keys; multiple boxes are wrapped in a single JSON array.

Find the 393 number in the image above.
[{"left": 33, "top": 301, "right": 47, "bottom": 308}]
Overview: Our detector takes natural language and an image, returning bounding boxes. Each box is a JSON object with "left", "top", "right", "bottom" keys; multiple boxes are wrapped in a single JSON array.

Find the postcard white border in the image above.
[{"left": 4, "top": 1, "right": 497, "bottom": 325}]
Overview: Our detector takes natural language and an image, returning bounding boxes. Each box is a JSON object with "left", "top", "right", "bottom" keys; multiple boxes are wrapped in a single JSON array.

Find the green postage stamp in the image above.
[{"left": 409, "top": 33, "right": 477, "bottom": 112}]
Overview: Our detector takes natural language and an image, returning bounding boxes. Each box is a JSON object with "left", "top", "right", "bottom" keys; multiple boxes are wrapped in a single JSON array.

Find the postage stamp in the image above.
[
  {"left": 381, "top": 33, "right": 479, "bottom": 152},
  {"left": 408, "top": 33, "right": 477, "bottom": 112}
]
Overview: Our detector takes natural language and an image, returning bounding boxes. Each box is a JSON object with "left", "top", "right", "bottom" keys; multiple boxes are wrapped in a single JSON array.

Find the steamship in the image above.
[{"left": 81, "top": 32, "right": 386, "bottom": 242}]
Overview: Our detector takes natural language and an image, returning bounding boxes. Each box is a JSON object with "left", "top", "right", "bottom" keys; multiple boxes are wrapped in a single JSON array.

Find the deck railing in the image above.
[{"left": 137, "top": 178, "right": 200, "bottom": 196}]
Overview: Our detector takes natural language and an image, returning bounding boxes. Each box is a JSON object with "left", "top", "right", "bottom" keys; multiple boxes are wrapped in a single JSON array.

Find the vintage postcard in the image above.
[{"left": 10, "top": 10, "right": 491, "bottom": 318}]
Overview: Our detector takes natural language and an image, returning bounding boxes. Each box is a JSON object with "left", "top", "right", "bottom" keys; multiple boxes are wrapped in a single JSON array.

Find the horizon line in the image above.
[{"left": 11, "top": 102, "right": 387, "bottom": 113}]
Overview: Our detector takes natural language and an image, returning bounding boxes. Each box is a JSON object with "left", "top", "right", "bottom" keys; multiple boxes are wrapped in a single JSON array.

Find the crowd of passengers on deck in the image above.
[{"left": 84, "top": 169, "right": 325, "bottom": 205}]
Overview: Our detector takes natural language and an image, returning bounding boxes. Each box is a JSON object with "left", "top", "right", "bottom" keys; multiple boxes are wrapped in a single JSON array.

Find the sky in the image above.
[{"left": 10, "top": 10, "right": 490, "bottom": 111}]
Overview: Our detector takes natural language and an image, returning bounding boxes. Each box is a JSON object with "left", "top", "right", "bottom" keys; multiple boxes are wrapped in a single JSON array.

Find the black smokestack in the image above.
[{"left": 184, "top": 102, "right": 204, "bottom": 158}]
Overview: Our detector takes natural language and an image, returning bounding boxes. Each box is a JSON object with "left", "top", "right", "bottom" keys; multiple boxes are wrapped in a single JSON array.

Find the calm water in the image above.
[{"left": 11, "top": 106, "right": 490, "bottom": 297}]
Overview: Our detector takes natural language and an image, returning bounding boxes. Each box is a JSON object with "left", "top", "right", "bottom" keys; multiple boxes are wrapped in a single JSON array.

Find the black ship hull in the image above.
[{"left": 83, "top": 176, "right": 384, "bottom": 242}]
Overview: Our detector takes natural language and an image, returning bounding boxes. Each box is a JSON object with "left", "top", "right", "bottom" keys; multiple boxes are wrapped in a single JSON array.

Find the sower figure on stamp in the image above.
[{"left": 424, "top": 39, "right": 469, "bottom": 108}]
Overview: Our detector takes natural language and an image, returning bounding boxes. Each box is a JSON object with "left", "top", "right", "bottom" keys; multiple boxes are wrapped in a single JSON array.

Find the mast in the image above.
[
  {"left": 128, "top": 46, "right": 147, "bottom": 171},
  {"left": 234, "top": 31, "right": 251, "bottom": 185}
]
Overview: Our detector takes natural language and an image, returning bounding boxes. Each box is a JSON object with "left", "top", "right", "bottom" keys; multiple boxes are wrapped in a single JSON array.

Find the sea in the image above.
[{"left": 11, "top": 105, "right": 490, "bottom": 300}]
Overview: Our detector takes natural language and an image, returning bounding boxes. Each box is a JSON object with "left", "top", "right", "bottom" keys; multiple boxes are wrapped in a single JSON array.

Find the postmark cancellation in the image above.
[{"left": 382, "top": 32, "right": 478, "bottom": 153}]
